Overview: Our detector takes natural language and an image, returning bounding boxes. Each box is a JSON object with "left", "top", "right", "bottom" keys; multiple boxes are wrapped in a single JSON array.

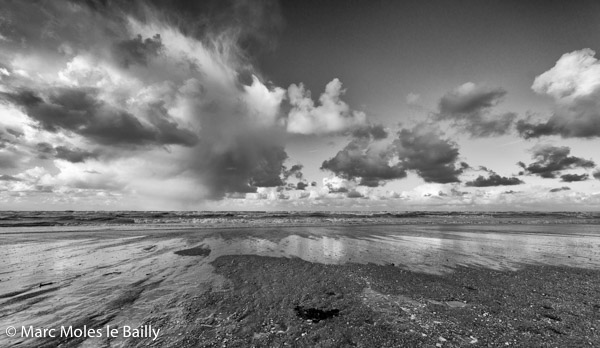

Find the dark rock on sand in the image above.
[
  {"left": 174, "top": 246, "right": 211, "bottom": 257},
  {"left": 294, "top": 306, "right": 340, "bottom": 323}
]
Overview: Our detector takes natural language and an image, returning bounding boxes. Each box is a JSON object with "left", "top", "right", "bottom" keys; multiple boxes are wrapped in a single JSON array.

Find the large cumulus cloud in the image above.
[
  {"left": 517, "top": 49, "right": 600, "bottom": 138},
  {"left": 286, "top": 78, "right": 367, "bottom": 135}
]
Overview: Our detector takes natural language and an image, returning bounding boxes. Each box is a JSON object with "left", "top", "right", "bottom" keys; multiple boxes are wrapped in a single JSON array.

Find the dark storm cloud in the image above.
[
  {"left": 0, "top": 1, "right": 134, "bottom": 62},
  {"left": 194, "top": 137, "right": 288, "bottom": 198},
  {"left": 549, "top": 186, "right": 570, "bottom": 193},
  {"left": 296, "top": 181, "right": 308, "bottom": 190},
  {"left": 516, "top": 118, "right": 556, "bottom": 139},
  {"left": 35, "top": 142, "right": 55, "bottom": 159},
  {"left": 6, "top": 128, "right": 23, "bottom": 138},
  {"left": 517, "top": 145, "right": 595, "bottom": 178},
  {"left": 321, "top": 138, "right": 407, "bottom": 187},
  {"left": 459, "top": 162, "right": 471, "bottom": 170},
  {"left": 436, "top": 83, "right": 515, "bottom": 137},
  {"left": 560, "top": 173, "right": 589, "bottom": 182},
  {"left": 144, "top": 103, "right": 200, "bottom": 147},
  {"left": 594, "top": 170, "right": 600, "bottom": 180},
  {"left": 0, "top": 128, "right": 22, "bottom": 148},
  {"left": 35, "top": 142, "right": 98, "bottom": 163},
  {"left": 0, "top": 0, "right": 293, "bottom": 205},
  {"left": 79, "top": 0, "right": 283, "bottom": 61},
  {"left": 322, "top": 123, "right": 464, "bottom": 186},
  {"left": 246, "top": 148, "right": 287, "bottom": 188},
  {"left": 392, "top": 124, "right": 463, "bottom": 183},
  {"left": 113, "top": 34, "right": 164, "bottom": 68},
  {"left": 321, "top": 124, "right": 398, "bottom": 187},
  {"left": 1, "top": 89, "right": 198, "bottom": 147},
  {"left": 283, "top": 164, "right": 304, "bottom": 180},
  {"left": 1, "top": 0, "right": 281, "bottom": 72},
  {"left": 465, "top": 173, "right": 524, "bottom": 187},
  {"left": 350, "top": 123, "right": 388, "bottom": 140},
  {"left": 55, "top": 146, "right": 98, "bottom": 163},
  {"left": 77, "top": 0, "right": 289, "bottom": 200},
  {"left": 0, "top": 174, "right": 21, "bottom": 181}
]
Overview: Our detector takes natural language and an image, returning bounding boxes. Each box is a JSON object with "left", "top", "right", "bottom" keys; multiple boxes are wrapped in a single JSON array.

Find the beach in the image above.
[{"left": 1, "top": 212, "right": 600, "bottom": 347}]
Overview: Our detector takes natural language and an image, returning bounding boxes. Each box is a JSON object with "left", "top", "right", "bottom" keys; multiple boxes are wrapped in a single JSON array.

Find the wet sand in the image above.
[{"left": 1, "top": 221, "right": 600, "bottom": 347}]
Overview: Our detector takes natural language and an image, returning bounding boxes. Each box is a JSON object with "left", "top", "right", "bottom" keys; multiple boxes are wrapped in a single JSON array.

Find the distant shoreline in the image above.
[{"left": 1, "top": 211, "right": 600, "bottom": 229}]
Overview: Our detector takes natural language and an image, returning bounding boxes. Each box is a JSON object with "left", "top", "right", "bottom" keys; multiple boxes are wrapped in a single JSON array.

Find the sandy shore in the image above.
[
  {"left": 1, "top": 221, "right": 599, "bottom": 347},
  {"left": 172, "top": 256, "right": 600, "bottom": 347}
]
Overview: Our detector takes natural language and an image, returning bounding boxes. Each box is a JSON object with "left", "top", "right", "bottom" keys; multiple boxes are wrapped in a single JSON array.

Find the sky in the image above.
[{"left": 1, "top": 0, "right": 600, "bottom": 211}]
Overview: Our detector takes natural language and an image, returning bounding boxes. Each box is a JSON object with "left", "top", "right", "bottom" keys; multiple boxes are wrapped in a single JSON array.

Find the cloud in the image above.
[
  {"left": 283, "top": 164, "right": 304, "bottom": 180},
  {"left": 550, "top": 186, "right": 571, "bottom": 193},
  {"left": 287, "top": 78, "right": 367, "bottom": 134},
  {"left": 392, "top": 124, "right": 464, "bottom": 183},
  {"left": 296, "top": 181, "right": 308, "bottom": 190},
  {"left": 323, "top": 176, "right": 353, "bottom": 193},
  {"left": 1, "top": 88, "right": 199, "bottom": 147},
  {"left": 517, "top": 145, "right": 595, "bottom": 178},
  {"left": 35, "top": 142, "right": 55, "bottom": 159},
  {"left": 0, "top": 0, "right": 300, "bottom": 205},
  {"left": 594, "top": 170, "right": 600, "bottom": 180},
  {"left": 76, "top": 0, "right": 284, "bottom": 64},
  {"left": 34, "top": 142, "right": 98, "bottom": 163},
  {"left": 322, "top": 123, "right": 464, "bottom": 186},
  {"left": 112, "top": 34, "right": 164, "bottom": 68},
  {"left": 465, "top": 173, "right": 524, "bottom": 187},
  {"left": 346, "top": 190, "right": 364, "bottom": 198},
  {"left": 0, "top": 174, "right": 21, "bottom": 181},
  {"left": 517, "top": 49, "right": 600, "bottom": 138},
  {"left": 439, "top": 83, "right": 506, "bottom": 114},
  {"left": 321, "top": 126, "right": 406, "bottom": 187},
  {"left": 350, "top": 123, "right": 388, "bottom": 140},
  {"left": 55, "top": 146, "right": 98, "bottom": 163},
  {"left": 560, "top": 173, "right": 589, "bottom": 182},
  {"left": 436, "top": 82, "right": 516, "bottom": 137},
  {"left": 321, "top": 139, "right": 406, "bottom": 187}
]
